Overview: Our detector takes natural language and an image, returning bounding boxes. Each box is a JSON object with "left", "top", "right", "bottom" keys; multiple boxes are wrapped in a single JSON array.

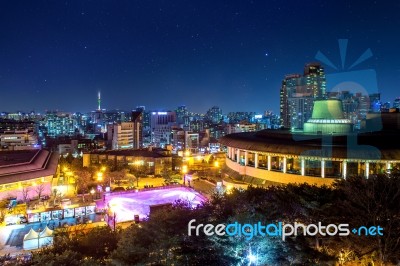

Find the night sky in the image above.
[{"left": 1, "top": 0, "right": 399, "bottom": 114}]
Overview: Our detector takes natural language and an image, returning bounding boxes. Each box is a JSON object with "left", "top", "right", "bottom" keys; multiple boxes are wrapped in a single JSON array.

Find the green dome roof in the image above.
[{"left": 311, "top": 99, "right": 344, "bottom": 119}]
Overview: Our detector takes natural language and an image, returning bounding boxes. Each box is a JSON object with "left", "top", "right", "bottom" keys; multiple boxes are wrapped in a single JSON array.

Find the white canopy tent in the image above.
[
  {"left": 23, "top": 226, "right": 54, "bottom": 250},
  {"left": 39, "top": 226, "right": 54, "bottom": 247},
  {"left": 23, "top": 228, "right": 39, "bottom": 250}
]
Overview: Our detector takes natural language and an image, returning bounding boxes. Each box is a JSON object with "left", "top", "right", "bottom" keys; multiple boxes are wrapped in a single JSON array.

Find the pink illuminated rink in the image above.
[{"left": 99, "top": 187, "right": 207, "bottom": 223}]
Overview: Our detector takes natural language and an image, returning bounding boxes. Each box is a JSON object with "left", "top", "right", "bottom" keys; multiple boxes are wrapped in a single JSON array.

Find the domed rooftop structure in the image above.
[{"left": 303, "top": 99, "right": 352, "bottom": 134}]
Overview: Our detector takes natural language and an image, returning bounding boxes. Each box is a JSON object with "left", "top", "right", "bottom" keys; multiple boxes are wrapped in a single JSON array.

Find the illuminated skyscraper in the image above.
[
  {"left": 280, "top": 63, "right": 326, "bottom": 129},
  {"left": 206, "top": 106, "right": 223, "bottom": 124}
]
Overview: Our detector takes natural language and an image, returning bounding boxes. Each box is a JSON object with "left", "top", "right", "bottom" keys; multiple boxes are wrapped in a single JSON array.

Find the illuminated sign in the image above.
[
  {"left": 157, "top": 112, "right": 167, "bottom": 115},
  {"left": 254, "top": 115, "right": 263, "bottom": 119}
]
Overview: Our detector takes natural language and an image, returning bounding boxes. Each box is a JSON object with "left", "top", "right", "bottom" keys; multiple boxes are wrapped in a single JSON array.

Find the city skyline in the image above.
[{"left": 1, "top": 1, "right": 399, "bottom": 113}]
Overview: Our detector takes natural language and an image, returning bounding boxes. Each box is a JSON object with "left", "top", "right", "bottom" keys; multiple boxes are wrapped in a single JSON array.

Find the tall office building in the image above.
[
  {"left": 150, "top": 111, "right": 176, "bottom": 147},
  {"left": 136, "top": 106, "right": 151, "bottom": 147},
  {"left": 131, "top": 111, "right": 143, "bottom": 149},
  {"left": 280, "top": 63, "right": 326, "bottom": 129}
]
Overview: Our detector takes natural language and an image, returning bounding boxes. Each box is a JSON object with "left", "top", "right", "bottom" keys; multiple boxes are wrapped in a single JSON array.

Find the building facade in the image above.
[
  {"left": 83, "top": 148, "right": 172, "bottom": 175},
  {"left": 131, "top": 111, "right": 143, "bottom": 149},
  {"left": 0, "top": 130, "right": 40, "bottom": 151},
  {"left": 107, "top": 122, "right": 134, "bottom": 150}
]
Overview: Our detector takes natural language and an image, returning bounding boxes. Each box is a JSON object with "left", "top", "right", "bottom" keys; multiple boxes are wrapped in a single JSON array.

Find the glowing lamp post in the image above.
[
  {"left": 213, "top": 161, "right": 220, "bottom": 180},
  {"left": 182, "top": 165, "right": 188, "bottom": 186},
  {"left": 109, "top": 203, "right": 117, "bottom": 231},
  {"left": 97, "top": 172, "right": 103, "bottom": 182},
  {"left": 90, "top": 188, "right": 95, "bottom": 201},
  {"left": 134, "top": 161, "right": 141, "bottom": 187}
]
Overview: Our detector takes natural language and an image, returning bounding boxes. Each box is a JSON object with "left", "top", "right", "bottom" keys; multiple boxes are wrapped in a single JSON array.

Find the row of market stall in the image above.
[{"left": 27, "top": 204, "right": 96, "bottom": 223}]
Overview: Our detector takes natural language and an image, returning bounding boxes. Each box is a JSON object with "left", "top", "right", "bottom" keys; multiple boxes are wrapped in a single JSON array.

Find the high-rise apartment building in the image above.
[
  {"left": 280, "top": 63, "right": 326, "bottom": 129},
  {"left": 206, "top": 106, "right": 223, "bottom": 124}
]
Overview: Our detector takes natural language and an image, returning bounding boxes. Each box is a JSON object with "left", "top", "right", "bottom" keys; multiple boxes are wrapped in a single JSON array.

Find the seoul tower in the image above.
[{"left": 97, "top": 91, "right": 101, "bottom": 111}]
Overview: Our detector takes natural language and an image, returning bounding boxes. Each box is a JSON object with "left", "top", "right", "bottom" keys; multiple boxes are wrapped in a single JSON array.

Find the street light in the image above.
[
  {"left": 182, "top": 165, "right": 188, "bottom": 186},
  {"left": 109, "top": 203, "right": 117, "bottom": 231},
  {"left": 133, "top": 160, "right": 142, "bottom": 187},
  {"left": 90, "top": 188, "right": 95, "bottom": 201},
  {"left": 97, "top": 172, "right": 103, "bottom": 182}
]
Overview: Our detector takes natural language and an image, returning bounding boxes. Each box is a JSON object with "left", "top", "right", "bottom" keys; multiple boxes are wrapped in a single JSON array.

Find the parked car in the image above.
[
  {"left": 40, "top": 195, "right": 50, "bottom": 200},
  {"left": 5, "top": 215, "right": 27, "bottom": 225},
  {"left": 19, "top": 216, "right": 28, "bottom": 224}
]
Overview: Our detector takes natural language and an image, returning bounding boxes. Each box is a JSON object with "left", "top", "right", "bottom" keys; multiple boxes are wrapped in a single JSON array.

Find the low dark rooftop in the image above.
[
  {"left": 89, "top": 149, "right": 171, "bottom": 158},
  {"left": 0, "top": 150, "right": 38, "bottom": 167}
]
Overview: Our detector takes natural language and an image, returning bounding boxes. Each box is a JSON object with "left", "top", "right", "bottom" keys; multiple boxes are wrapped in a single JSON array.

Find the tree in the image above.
[
  {"left": 107, "top": 170, "right": 127, "bottom": 187},
  {"left": 28, "top": 226, "right": 118, "bottom": 265},
  {"left": 70, "top": 156, "right": 83, "bottom": 171},
  {"left": 112, "top": 200, "right": 228, "bottom": 265},
  {"left": 20, "top": 186, "right": 30, "bottom": 203},
  {"left": 0, "top": 200, "right": 9, "bottom": 223},
  {"left": 30, "top": 249, "right": 83, "bottom": 266},
  {"left": 161, "top": 163, "right": 173, "bottom": 184},
  {"left": 52, "top": 188, "right": 63, "bottom": 205},
  {"left": 125, "top": 172, "right": 137, "bottom": 188},
  {"left": 332, "top": 174, "right": 400, "bottom": 263},
  {"left": 34, "top": 183, "right": 47, "bottom": 200},
  {"left": 72, "top": 169, "right": 92, "bottom": 194}
]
